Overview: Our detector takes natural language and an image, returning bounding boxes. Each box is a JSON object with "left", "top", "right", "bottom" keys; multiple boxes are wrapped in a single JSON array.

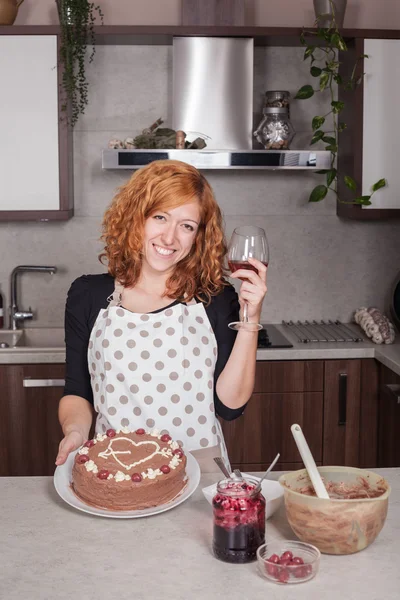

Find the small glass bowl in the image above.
[{"left": 257, "top": 540, "right": 320, "bottom": 585}]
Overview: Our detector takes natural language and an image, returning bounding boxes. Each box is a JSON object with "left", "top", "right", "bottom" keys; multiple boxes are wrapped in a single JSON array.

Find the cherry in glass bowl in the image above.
[{"left": 257, "top": 540, "right": 320, "bottom": 585}]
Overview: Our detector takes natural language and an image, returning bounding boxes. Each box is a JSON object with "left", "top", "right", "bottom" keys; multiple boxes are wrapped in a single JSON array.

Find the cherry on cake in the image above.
[{"left": 71, "top": 428, "right": 187, "bottom": 510}]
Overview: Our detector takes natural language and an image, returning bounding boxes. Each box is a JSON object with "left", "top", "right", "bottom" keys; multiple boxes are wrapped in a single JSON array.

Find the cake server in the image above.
[{"left": 291, "top": 423, "right": 330, "bottom": 499}]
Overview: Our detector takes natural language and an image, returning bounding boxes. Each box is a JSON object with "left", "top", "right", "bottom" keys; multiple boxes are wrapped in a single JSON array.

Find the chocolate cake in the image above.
[{"left": 72, "top": 427, "right": 187, "bottom": 510}]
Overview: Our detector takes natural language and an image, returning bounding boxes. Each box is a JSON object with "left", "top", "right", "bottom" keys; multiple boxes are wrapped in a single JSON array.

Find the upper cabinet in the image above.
[
  {"left": 0, "top": 31, "right": 73, "bottom": 221},
  {"left": 337, "top": 36, "right": 400, "bottom": 219},
  {"left": 362, "top": 40, "right": 400, "bottom": 210}
]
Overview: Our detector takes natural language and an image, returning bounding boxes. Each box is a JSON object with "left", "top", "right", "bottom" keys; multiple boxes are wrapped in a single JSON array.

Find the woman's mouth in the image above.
[{"left": 153, "top": 244, "right": 176, "bottom": 257}]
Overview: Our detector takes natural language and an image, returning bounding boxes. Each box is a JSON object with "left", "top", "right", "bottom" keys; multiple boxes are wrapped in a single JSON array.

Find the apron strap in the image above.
[{"left": 107, "top": 279, "right": 124, "bottom": 308}]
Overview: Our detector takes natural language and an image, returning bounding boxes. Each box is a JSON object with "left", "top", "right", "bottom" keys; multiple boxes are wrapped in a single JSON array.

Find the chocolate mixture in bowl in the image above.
[{"left": 297, "top": 476, "right": 387, "bottom": 500}]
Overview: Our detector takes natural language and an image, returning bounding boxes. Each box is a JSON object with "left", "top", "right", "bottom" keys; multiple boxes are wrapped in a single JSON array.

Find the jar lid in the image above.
[
  {"left": 263, "top": 107, "right": 289, "bottom": 115},
  {"left": 265, "top": 90, "right": 290, "bottom": 98}
]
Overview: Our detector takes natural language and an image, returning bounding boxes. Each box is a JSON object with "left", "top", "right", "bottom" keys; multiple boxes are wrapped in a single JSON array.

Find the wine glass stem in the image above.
[{"left": 243, "top": 301, "right": 249, "bottom": 323}]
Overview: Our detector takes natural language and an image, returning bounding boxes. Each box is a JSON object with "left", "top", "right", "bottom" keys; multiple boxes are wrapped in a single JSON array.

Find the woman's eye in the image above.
[
  {"left": 153, "top": 215, "right": 166, "bottom": 221},
  {"left": 183, "top": 224, "right": 194, "bottom": 232}
]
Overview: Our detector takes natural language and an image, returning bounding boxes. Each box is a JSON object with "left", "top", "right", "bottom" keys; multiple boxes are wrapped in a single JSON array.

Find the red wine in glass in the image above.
[
  {"left": 227, "top": 226, "right": 269, "bottom": 331},
  {"left": 228, "top": 260, "right": 269, "bottom": 280}
]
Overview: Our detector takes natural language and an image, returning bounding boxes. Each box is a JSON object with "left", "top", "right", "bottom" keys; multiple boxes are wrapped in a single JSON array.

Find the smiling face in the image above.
[{"left": 142, "top": 200, "right": 201, "bottom": 276}]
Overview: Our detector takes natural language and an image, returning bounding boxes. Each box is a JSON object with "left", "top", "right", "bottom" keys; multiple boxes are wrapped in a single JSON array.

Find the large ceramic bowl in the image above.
[{"left": 279, "top": 466, "right": 391, "bottom": 555}]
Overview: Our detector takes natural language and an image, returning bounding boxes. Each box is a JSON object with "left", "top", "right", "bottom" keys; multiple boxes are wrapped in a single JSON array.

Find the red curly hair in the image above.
[{"left": 99, "top": 160, "right": 228, "bottom": 303}]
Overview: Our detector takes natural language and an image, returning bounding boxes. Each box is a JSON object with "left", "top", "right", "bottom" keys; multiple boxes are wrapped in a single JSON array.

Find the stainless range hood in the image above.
[
  {"left": 172, "top": 37, "right": 253, "bottom": 149},
  {"left": 102, "top": 36, "right": 330, "bottom": 171}
]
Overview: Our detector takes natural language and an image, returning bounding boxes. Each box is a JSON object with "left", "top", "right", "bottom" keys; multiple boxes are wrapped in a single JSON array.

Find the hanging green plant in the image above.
[
  {"left": 295, "top": 1, "right": 386, "bottom": 206},
  {"left": 56, "top": 0, "right": 104, "bottom": 127}
]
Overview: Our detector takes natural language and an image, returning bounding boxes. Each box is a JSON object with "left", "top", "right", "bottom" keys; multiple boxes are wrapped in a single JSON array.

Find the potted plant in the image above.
[
  {"left": 56, "top": 0, "right": 104, "bottom": 127},
  {"left": 295, "top": 0, "right": 386, "bottom": 205}
]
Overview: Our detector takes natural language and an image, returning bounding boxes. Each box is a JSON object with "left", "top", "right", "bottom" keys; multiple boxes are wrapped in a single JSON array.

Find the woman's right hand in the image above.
[{"left": 55, "top": 430, "right": 85, "bottom": 466}]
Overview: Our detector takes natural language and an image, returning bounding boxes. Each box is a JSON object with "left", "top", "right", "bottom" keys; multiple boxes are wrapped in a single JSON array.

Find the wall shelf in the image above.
[
  {"left": 102, "top": 149, "right": 332, "bottom": 170},
  {"left": 2, "top": 26, "right": 400, "bottom": 46}
]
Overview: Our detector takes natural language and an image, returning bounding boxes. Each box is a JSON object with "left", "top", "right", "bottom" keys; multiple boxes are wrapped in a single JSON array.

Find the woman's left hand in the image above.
[{"left": 230, "top": 257, "right": 268, "bottom": 321}]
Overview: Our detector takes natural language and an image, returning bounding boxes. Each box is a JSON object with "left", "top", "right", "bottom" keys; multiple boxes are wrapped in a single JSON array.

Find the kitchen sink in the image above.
[{"left": 0, "top": 328, "right": 65, "bottom": 350}]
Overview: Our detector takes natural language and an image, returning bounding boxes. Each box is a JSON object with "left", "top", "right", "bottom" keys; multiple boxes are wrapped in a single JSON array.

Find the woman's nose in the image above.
[{"left": 160, "top": 224, "right": 176, "bottom": 245}]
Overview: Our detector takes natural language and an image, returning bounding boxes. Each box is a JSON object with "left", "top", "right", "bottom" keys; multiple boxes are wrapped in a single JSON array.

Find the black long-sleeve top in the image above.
[{"left": 64, "top": 273, "right": 246, "bottom": 421}]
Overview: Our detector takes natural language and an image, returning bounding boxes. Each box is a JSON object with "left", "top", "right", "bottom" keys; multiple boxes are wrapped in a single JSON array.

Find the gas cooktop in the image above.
[{"left": 257, "top": 325, "right": 293, "bottom": 349}]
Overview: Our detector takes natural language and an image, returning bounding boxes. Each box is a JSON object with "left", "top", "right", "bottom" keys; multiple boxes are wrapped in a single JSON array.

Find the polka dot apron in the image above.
[{"left": 88, "top": 281, "right": 228, "bottom": 460}]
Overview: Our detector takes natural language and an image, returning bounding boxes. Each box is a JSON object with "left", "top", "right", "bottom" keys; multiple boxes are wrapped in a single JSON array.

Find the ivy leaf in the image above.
[
  {"left": 333, "top": 73, "right": 343, "bottom": 85},
  {"left": 344, "top": 175, "right": 357, "bottom": 191},
  {"left": 295, "top": 85, "right": 315, "bottom": 99},
  {"left": 322, "top": 136, "right": 336, "bottom": 145},
  {"left": 304, "top": 46, "right": 314, "bottom": 60},
  {"left": 327, "top": 168, "right": 337, "bottom": 187},
  {"left": 361, "top": 54, "right": 369, "bottom": 59},
  {"left": 325, "top": 144, "right": 338, "bottom": 152},
  {"left": 300, "top": 31, "right": 306, "bottom": 46},
  {"left": 354, "top": 196, "right": 372, "bottom": 206},
  {"left": 310, "top": 130, "right": 325, "bottom": 145},
  {"left": 311, "top": 66, "right": 322, "bottom": 77},
  {"left": 309, "top": 185, "right": 328, "bottom": 203},
  {"left": 312, "top": 116, "right": 325, "bottom": 131},
  {"left": 372, "top": 178, "right": 386, "bottom": 192},
  {"left": 331, "top": 100, "right": 345, "bottom": 114},
  {"left": 338, "top": 122, "right": 347, "bottom": 132},
  {"left": 327, "top": 60, "right": 340, "bottom": 70},
  {"left": 320, "top": 72, "right": 330, "bottom": 91},
  {"left": 320, "top": 29, "right": 331, "bottom": 42},
  {"left": 331, "top": 33, "right": 347, "bottom": 51}
]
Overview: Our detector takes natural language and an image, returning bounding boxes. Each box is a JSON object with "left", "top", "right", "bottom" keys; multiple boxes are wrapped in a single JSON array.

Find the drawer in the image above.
[{"left": 254, "top": 361, "right": 324, "bottom": 393}]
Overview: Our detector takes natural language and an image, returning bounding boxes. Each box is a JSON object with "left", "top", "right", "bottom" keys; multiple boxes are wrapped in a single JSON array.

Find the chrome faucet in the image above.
[{"left": 10, "top": 265, "right": 57, "bottom": 330}]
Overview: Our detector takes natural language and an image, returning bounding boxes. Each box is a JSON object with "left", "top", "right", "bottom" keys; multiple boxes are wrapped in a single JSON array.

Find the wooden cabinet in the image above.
[
  {"left": 221, "top": 358, "right": 380, "bottom": 471},
  {"left": 323, "top": 359, "right": 362, "bottom": 466},
  {"left": 0, "top": 31, "right": 73, "bottom": 221},
  {"left": 220, "top": 361, "right": 324, "bottom": 470},
  {"left": 0, "top": 364, "right": 65, "bottom": 476},
  {"left": 378, "top": 364, "right": 400, "bottom": 467}
]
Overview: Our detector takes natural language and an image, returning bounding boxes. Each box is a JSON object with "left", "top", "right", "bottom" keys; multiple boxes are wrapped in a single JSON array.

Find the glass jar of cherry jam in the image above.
[{"left": 212, "top": 476, "right": 266, "bottom": 563}]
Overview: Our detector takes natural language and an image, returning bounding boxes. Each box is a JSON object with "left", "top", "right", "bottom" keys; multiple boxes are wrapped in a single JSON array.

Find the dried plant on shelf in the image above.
[
  {"left": 295, "top": 0, "right": 386, "bottom": 205},
  {"left": 108, "top": 119, "right": 208, "bottom": 150},
  {"left": 56, "top": 0, "right": 104, "bottom": 127}
]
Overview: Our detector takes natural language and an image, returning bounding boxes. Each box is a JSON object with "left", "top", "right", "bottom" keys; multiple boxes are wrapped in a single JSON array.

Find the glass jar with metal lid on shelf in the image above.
[{"left": 253, "top": 107, "right": 295, "bottom": 150}]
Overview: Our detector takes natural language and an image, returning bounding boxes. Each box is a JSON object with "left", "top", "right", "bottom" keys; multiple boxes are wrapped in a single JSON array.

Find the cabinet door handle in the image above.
[
  {"left": 382, "top": 383, "right": 400, "bottom": 404},
  {"left": 338, "top": 373, "right": 347, "bottom": 426},
  {"left": 23, "top": 378, "right": 65, "bottom": 388}
]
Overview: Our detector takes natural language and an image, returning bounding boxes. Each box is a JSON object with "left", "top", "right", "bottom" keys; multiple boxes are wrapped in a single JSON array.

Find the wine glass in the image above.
[{"left": 227, "top": 226, "right": 269, "bottom": 332}]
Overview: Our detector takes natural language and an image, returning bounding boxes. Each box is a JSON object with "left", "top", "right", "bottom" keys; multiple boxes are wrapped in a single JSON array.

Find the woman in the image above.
[{"left": 56, "top": 160, "right": 267, "bottom": 470}]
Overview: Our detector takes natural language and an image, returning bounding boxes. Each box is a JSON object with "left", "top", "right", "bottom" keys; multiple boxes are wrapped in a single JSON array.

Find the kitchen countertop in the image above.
[
  {"left": 1, "top": 323, "right": 400, "bottom": 376},
  {"left": 1, "top": 468, "right": 399, "bottom": 600}
]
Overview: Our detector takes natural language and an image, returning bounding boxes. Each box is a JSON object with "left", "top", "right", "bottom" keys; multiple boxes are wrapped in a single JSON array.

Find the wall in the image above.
[
  {"left": 1, "top": 39, "right": 399, "bottom": 327},
  {"left": 15, "top": 0, "right": 400, "bottom": 29}
]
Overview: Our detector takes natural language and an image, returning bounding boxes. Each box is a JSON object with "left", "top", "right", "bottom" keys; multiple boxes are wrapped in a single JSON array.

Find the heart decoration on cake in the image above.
[{"left": 98, "top": 437, "right": 169, "bottom": 470}]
